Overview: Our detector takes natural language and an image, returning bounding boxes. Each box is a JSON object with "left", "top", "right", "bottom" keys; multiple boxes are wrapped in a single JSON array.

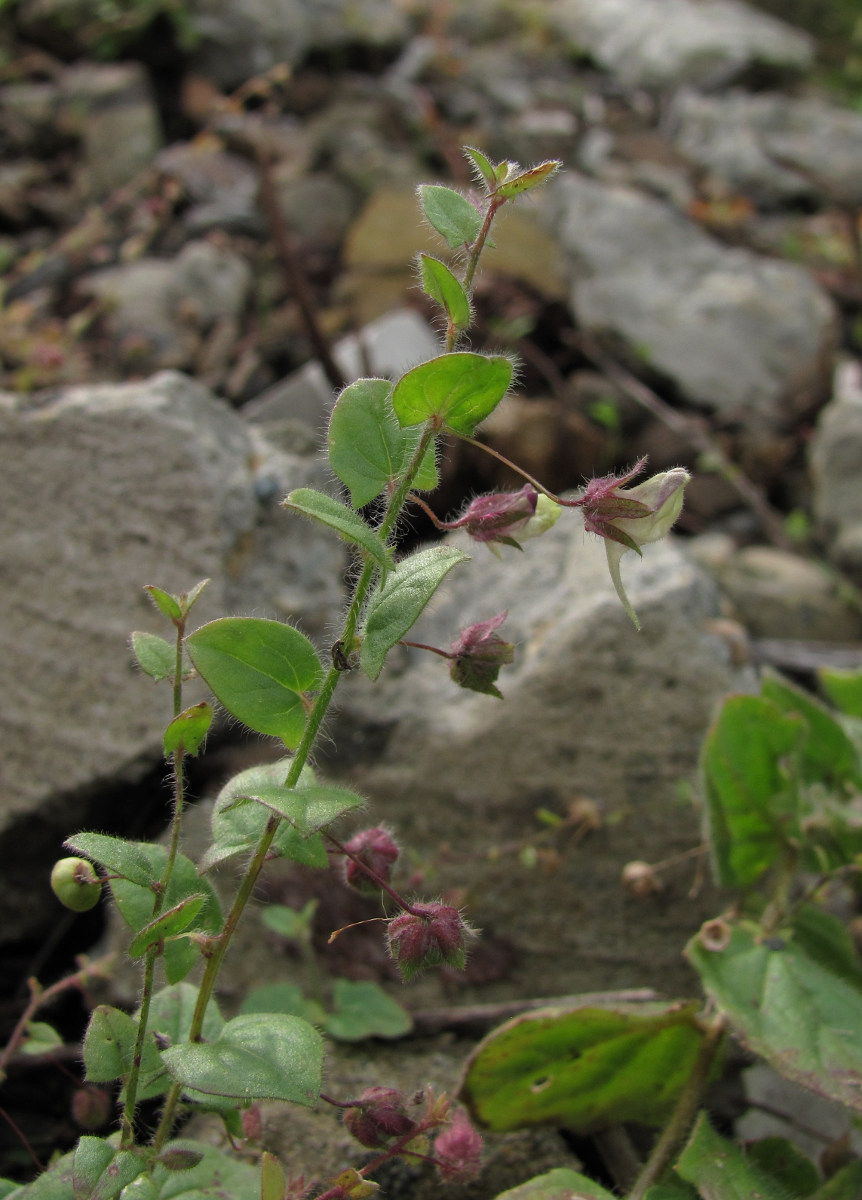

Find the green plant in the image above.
[
  {"left": 0, "top": 149, "right": 699, "bottom": 1199},
  {"left": 462, "top": 665, "right": 862, "bottom": 1199}
]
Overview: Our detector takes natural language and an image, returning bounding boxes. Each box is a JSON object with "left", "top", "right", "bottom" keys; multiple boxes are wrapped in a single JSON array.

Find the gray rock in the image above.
[
  {"left": 543, "top": 173, "right": 837, "bottom": 419},
  {"left": 322, "top": 516, "right": 751, "bottom": 1001},
  {"left": 274, "top": 171, "right": 358, "bottom": 249},
  {"left": 0, "top": 372, "right": 342, "bottom": 941},
  {"left": 810, "top": 360, "right": 862, "bottom": 576},
  {"left": 708, "top": 545, "right": 862, "bottom": 642},
  {"left": 546, "top": 0, "right": 813, "bottom": 91},
  {"left": 668, "top": 90, "right": 862, "bottom": 209},
  {"left": 187, "top": 0, "right": 411, "bottom": 90}
]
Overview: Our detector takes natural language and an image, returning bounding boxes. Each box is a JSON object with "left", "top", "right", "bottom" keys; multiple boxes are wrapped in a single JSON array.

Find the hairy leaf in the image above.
[{"left": 392, "top": 352, "right": 512, "bottom": 434}]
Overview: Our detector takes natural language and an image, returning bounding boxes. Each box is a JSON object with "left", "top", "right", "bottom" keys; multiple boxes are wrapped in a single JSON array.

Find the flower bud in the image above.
[
  {"left": 343, "top": 827, "right": 399, "bottom": 894},
  {"left": 343, "top": 1087, "right": 417, "bottom": 1149},
  {"left": 433, "top": 1110, "right": 483, "bottom": 1183},
  {"left": 448, "top": 612, "right": 514, "bottom": 699},
  {"left": 442, "top": 485, "right": 538, "bottom": 552},
  {"left": 577, "top": 459, "right": 690, "bottom": 629},
  {"left": 386, "top": 901, "right": 475, "bottom": 981},
  {"left": 71, "top": 1086, "right": 112, "bottom": 1130},
  {"left": 50, "top": 857, "right": 101, "bottom": 912}
]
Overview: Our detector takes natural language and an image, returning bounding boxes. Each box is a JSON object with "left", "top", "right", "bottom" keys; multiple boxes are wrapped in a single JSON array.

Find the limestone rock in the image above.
[
  {"left": 543, "top": 173, "right": 837, "bottom": 420},
  {"left": 0, "top": 371, "right": 342, "bottom": 941},
  {"left": 810, "top": 360, "right": 862, "bottom": 577},
  {"left": 546, "top": 0, "right": 813, "bottom": 92}
]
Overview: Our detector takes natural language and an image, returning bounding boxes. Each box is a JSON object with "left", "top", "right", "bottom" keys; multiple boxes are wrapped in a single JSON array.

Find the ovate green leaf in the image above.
[
  {"left": 132, "top": 631, "right": 175, "bottom": 681},
  {"left": 418, "top": 184, "right": 483, "bottom": 249},
  {"left": 161, "top": 1013, "right": 323, "bottom": 1104},
  {"left": 64, "top": 833, "right": 154, "bottom": 888},
  {"left": 83, "top": 1005, "right": 137, "bottom": 1083},
  {"left": 492, "top": 1168, "right": 617, "bottom": 1200},
  {"left": 128, "top": 895, "right": 205, "bottom": 959},
  {"left": 327, "top": 377, "right": 438, "bottom": 509},
  {"left": 819, "top": 667, "right": 862, "bottom": 719},
  {"left": 392, "top": 352, "right": 512, "bottom": 434},
  {"left": 496, "top": 160, "right": 560, "bottom": 200},
  {"left": 325, "top": 980, "right": 412, "bottom": 1041},
  {"left": 186, "top": 618, "right": 323, "bottom": 747},
  {"left": 21, "top": 1021, "right": 63, "bottom": 1057},
  {"left": 73, "top": 1140, "right": 143, "bottom": 1200},
  {"left": 246, "top": 782, "right": 365, "bottom": 834},
  {"left": 145, "top": 585, "right": 182, "bottom": 622},
  {"left": 463, "top": 146, "right": 497, "bottom": 190},
  {"left": 163, "top": 703, "right": 212, "bottom": 758},
  {"left": 283, "top": 488, "right": 393, "bottom": 571},
  {"left": 676, "top": 1114, "right": 793, "bottom": 1200},
  {"left": 762, "top": 669, "right": 862, "bottom": 790},
  {"left": 360, "top": 546, "right": 469, "bottom": 680},
  {"left": 419, "top": 254, "right": 470, "bottom": 329}
]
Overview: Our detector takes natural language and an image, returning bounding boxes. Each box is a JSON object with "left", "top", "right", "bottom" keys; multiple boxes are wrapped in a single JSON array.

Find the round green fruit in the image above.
[{"left": 50, "top": 857, "right": 102, "bottom": 912}]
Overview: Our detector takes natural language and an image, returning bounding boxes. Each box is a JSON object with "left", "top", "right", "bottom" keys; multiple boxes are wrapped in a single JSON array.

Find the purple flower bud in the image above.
[
  {"left": 386, "top": 901, "right": 475, "bottom": 981},
  {"left": 343, "top": 1087, "right": 417, "bottom": 1148},
  {"left": 448, "top": 612, "right": 514, "bottom": 699},
  {"left": 434, "top": 1110, "right": 483, "bottom": 1183},
  {"left": 343, "top": 827, "right": 399, "bottom": 894},
  {"left": 443, "top": 485, "right": 538, "bottom": 549}
]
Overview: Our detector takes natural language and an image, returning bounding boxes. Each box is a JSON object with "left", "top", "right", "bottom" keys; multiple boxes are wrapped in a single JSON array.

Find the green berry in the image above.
[{"left": 50, "top": 857, "right": 101, "bottom": 912}]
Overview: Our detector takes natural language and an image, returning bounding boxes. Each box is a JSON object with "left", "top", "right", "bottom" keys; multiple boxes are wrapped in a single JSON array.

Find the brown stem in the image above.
[
  {"left": 324, "top": 830, "right": 424, "bottom": 916},
  {"left": 256, "top": 148, "right": 345, "bottom": 391},
  {"left": 400, "top": 639, "right": 455, "bottom": 659}
]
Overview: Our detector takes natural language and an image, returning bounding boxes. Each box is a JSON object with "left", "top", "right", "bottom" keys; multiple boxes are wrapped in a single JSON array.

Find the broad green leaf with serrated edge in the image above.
[
  {"left": 109, "top": 846, "right": 222, "bottom": 984},
  {"left": 700, "top": 695, "right": 806, "bottom": 888},
  {"left": 419, "top": 255, "right": 470, "bottom": 329},
  {"left": 677, "top": 1114, "right": 792, "bottom": 1200},
  {"left": 360, "top": 546, "right": 469, "bottom": 680},
  {"left": 392, "top": 353, "right": 512, "bottom": 434},
  {"left": 199, "top": 761, "right": 327, "bottom": 873},
  {"left": 496, "top": 160, "right": 560, "bottom": 200},
  {"left": 186, "top": 618, "right": 323, "bottom": 747},
  {"left": 161, "top": 1013, "right": 322, "bottom": 1104},
  {"left": 128, "top": 895, "right": 205, "bottom": 958},
  {"left": 493, "top": 1168, "right": 617, "bottom": 1200},
  {"left": 164, "top": 702, "right": 212, "bottom": 758},
  {"left": 240, "top": 984, "right": 326, "bottom": 1028},
  {"left": 762, "top": 669, "right": 862, "bottom": 790},
  {"left": 820, "top": 667, "right": 862, "bottom": 719},
  {"left": 327, "top": 378, "right": 437, "bottom": 509},
  {"left": 22, "top": 1021, "right": 63, "bottom": 1057},
  {"left": 73, "top": 1140, "right": 143, "bottom": 1200},
  {"left": 64, "top": 833, "right": 153, "bottom": 888},
  {"left": 261, "top": 1153, "right": 286, "bottom": 1200},
  {"left": 418, "top": 184, "right": 483, "bottom": 249},
  {"left": 132, "top": 631, "right": 175, "bottom": 681},
  {"left": 462, "top": 1001, "right": 705, "bottom": 1133},
  {"left": 687, "top": 919, "right": 862, "bottom": 1113},
  {"left": 145, "top": 585, "right": 182, "bottom": 621},
  {"left": 245, "top": 783, "right": 365, "bottom": 834},
  {"left": 83, "top": 1005, "right": 138, "bottom": 1082},
  {"left": 283, "top": 488, "right": 393, "bottom": 570},
  {"left": 326, "top": 980, "right": 412, "bottom": 1041},
  {"left": 463, "top": 145, "right": 497, "bottom": 189}
]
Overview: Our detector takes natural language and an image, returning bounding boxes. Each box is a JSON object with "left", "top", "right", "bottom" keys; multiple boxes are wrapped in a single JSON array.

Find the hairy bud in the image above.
[
  {"left": 448, "top": 612, "right": 514, "bottom": 699},
  {"left": 386, "top": 902, "right": 475, "bottom": 981},
  {"left": 434, "top": 1110, "right": 483, "bottom": 1183},
  {"left": 343, "top": 1087, "right": 417, "bottom": 1149},
  {"left": 343, "top": 827, "right": 399, "bottom": 894}
]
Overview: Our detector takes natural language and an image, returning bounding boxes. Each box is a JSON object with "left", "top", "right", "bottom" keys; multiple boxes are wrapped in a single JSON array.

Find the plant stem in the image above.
[
  {"left": 154, "top": 423, "right": 439, "bottom": 1147},
  {"left": 628, "top": 1013, "right": 727, "bottom": 1200},
  {"left": 462, "top": 196, "right": 503, "bottom": 296}
]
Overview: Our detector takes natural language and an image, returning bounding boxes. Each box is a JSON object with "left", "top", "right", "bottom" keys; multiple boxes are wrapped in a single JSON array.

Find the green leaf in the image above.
[
  {"left": 820, "top": 667, "right": 862, "bottom": 719},
  {"left": 128, "top": 895, "right": 206, "bottom": 958},
  {"left": 239, "top": 984, "right": 326, "bottom": 1029},
  {"left": 21, "top": 1020, "right": 63, "bottom": 1057},
  {"left": 325, "top": 980, "right": 412, "bottom": 1041},
  {"left": 109, "top": 846, "right": 222, "bottom": 984},
  {"left": 762, "top": 669, "right": 862, "bottom": 790},
  {"left": 73, "top": 1139, "right": 143, "bottom": 1200},
  {"left": 700, "top": 695, "right": 806, "bottom": 888},
  {"left": 149, "top": 1139, "right": 257, "bottom": 1199},
  {"left": 245, "top": 782, "right": 365, "bottom": 834},
  {"left": 811, "top": 1160, "right": 862, "bottom": 1199},
  {"left": 687, "top": 919, "right": 862, "bottom": 1113},
  {"left": 283, "top": 488, "right": 393, "bottom": 571},
  {"left": 461, "top": 1001, "right": 706, "bottom": 1133},
  {"left": 463, "top": 145, "right": 497, "bottom": 190},
  {"left": 64, "top": 833, "right": 154, "bottom": 888},
  {"left": 392, "top": 352, "right": 512, "bottom": 434},
  {"left": 418, "top": 184, "right": 483, "bottom": 249},
  {"left": 261, "top": 900, "right": 317, "bottom": 942},
  {"left": 0, "top": 1182, "right": 20, "bottom": 1199},
  {"left": 676, "top": 1114, "right": 793, "bottom": 1200},
  {"left": 327, "top": 377, "right": 438, "bottom": 509},
  {"left": 199, "top": 761, "right": 328, "bottom": 873},
  {"left": 790, "top": 903, "right": 862, "bottom": 990},
  {"left": 181, "top": 578, "right": 210, "bottom": 617},
  {"left": 133, "top": 984, "right": 224, "bottom": 1103},
  {"left": 185, "top": 618, "right": 323, "bottom": 747},
  {"left": 360, "top": 546, "right": 469, "bottom": 681},
  {"left": 83, "top": 1005, "right": 138, "bottom": 1083},
  {"left": 746, "top": 1138, "right": 819, "bottom": 1198},
  {"left": 261, "top": 1153, "right": 286, "bottom": 1200},
  {"left": 160, "top": 1013, "right": 323, "bottom": 1104},
  {"left": 164, "top": 703, "right": 212, "bottom": 758},
  {"left": 492, "top": 1168, "right": 617, "bottom": 1200},
  {"left": 419, "top": 255, "right": 470, "bottom": 329},
  {"left": 132, "top": 632, "right": 175, "bottom": 681},
  {"left": 145, "top": 585, "right": 183, "bottom": 622},
  {"left": 496, "top": 160, "right": 560, "bottom": 200}
]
